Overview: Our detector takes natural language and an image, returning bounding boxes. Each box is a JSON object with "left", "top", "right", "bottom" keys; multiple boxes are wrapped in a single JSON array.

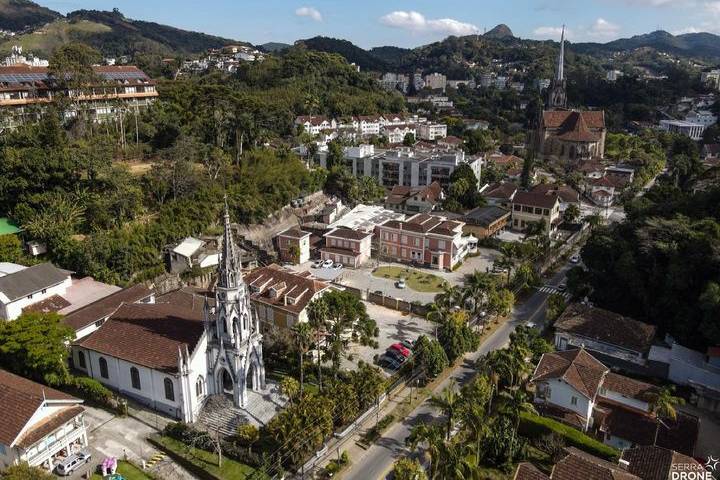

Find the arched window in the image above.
[
  {"left": 164, "top": 378, "right": 174, "bottom": 401},
  {"left": 196, "top": 376, "right": 205, "bottom": 397},
  {"left": 99, "top": 357, "right": 109, "bottom": 379},
  {"left": 130, "top": 367, "right": 141, "bottom": 390},
  {"left": 77, "top": 351, "right": 86, "bottom": 369}
]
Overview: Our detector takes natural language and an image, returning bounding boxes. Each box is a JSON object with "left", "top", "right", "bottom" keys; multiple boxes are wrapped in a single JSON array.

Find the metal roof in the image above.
[{"left": 0, "top": 263, "right": 71, "bottom": 302}]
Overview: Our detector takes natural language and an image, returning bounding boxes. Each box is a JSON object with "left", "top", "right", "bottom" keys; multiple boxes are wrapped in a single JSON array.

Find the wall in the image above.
[
  {"left": 554, "top": 332, "right": 644, "bottom": 364},
  {"left": 536, "top": 378, "right": 592, "bottom": 428},
  {"left": 599, "top": 389, "right": 649, "bottom": 413}
]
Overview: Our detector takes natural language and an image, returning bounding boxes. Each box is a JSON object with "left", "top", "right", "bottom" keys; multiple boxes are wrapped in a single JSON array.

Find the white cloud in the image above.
[
  {"left": 588, "top": 18, "right": 621, "bottom": 39},
  {"left": 532, "top": 26, "right": 573, "bottom": 40},
  {"left": 379, "top": 11, "right": 479, "bottom": 36},
  {"left": 671, "top": 26, "right": 702, "bottom": 34},
  {"left": 295, "top": 6, "right": 322, "bottom": 22}
]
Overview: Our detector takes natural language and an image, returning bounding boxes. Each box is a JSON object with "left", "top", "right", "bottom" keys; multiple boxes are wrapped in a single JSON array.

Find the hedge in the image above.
[{"left": 519, "top": 412, "right": 619, "bottom": 461}]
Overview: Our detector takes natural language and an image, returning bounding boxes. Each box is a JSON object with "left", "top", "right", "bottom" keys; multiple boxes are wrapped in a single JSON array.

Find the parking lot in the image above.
[{"left": 342, "top": 302, "right": 436, "bottom": 375}]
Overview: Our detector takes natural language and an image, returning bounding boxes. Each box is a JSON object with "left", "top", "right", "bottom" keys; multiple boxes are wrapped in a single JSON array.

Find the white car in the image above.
[
  {"left": 312, "top": 260, "right": 324, "bottom": 268},
  {"left": 396, "top": 279, "right": 406, "bottom": 289},
  {"left": 322, "top": 259, "right": 334, "bottom": 268},
  {"left": 569, "top": 254, "right": 580, "bottom": 264}
]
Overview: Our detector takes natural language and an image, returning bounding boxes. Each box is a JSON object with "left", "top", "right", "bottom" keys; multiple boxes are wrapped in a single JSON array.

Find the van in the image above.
[{"left": 55, "top": 450, "right": 91, "bottom": 476}]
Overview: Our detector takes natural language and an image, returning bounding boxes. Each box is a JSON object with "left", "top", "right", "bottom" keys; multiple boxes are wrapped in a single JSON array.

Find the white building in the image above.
[
  {"left": 72, "top": 207, "right": 270, "bottom": 424},
  {"left": 684, "top": 110, "right": 717, "bottom": 128},
  {"left": 701, "top": 69, "right": 720, "bottom": 90},
  {"left": 424, "top": 72, "right": 447, "bottom": 91},
  {"left": 294, "top": 116, "right": 337, "bottom": 136},
  {"left": 0, "top": 369, "right": 87, "bottom": 471},
  {"left": 0, "top": 263, "right": 72, "bottom": 320},
  {"left": 382, "top": 123, "right": 416, "bottom": 144},
  {"left": 417, "top": 123, "right": 448, "bottom": 141},
  {"left": 659, "top": 119, "right": 705, "bottom": 141},
  {"left": 357, "top": 115, "right": 382, "bottom": 136}
]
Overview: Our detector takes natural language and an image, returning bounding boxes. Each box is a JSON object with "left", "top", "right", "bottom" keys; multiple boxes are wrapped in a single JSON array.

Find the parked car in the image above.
[
  {"left": 400, "top": 339, "right": 414, "bottom": 351},
  {"left": 378, "top": 354, "right": 402, "bottom": 369},
  {"left": 56, "top": 450, "right": 92, "bottom": 476},
  {"left": 491, "top": 264, "right": 508, "bottom": 274},
  {"left": 385, "top": 348, "right": 407, "bottom": 363},
  {"left": 332, "top": 263, "right": 343, "bottom": 271},
  {"left": 557, "top": 283, "right": 567, "bottom": 292},
  {"left": 312, "top": 260, "right": 323, "bottom": 268},
  {"left": 396, "top": 278, "right": 406, "bottom": 289},
  {"left": 374, "top": 290, "right": 383, "bottom": 295},
  {"left": 389, "top": 343, "right": 411, "bottom": 358},
  {"left": 322, "top": 259, "right": 333, "bottom": 268},
  {"left": 569, "top": 254, "right": 580, "bottom": 264}
]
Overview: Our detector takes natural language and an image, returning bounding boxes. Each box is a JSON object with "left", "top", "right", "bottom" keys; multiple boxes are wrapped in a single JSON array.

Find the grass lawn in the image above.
[
  {"left": 90, "top": 460, "right": 152, "bottom": 480},
  {"left": 153, "top": 435, "right": 262, "bottom": 480},
  {"left": 372, "top": 266, "right": 447, "bottom": 293}
]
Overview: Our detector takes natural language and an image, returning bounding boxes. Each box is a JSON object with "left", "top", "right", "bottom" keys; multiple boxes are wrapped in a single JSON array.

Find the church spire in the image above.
[
  {"left": 219, "top": 196, "right": 241, "bottom": 289},
  {"left": 556, "top": 25, "right": 565, "bottom": 82}
]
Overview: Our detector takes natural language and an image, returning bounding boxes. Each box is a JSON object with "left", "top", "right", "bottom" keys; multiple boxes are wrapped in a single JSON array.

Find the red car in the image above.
[{"left": 389, "top": 343, "right": 411, "bottom": 358}]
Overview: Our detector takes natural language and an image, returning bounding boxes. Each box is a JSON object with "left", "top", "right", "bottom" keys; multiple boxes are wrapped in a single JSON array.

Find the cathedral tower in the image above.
[
  {"left": 206, "top": 201, "right": 265, "bottom": 408},
  {"left": 548, "top": 25, "right": 567, "bottom": 110}
]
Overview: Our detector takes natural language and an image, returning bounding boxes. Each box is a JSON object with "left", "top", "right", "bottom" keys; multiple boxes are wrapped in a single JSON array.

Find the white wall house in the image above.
[
  {"left": 417, "top": 123, "right": 448, "bottom": 141},
  {"left": 0, "top": 263, "right": 72, "bottom": 320},
  {"left": 0, "top": 369, "right": 87, "bottom": 472}
]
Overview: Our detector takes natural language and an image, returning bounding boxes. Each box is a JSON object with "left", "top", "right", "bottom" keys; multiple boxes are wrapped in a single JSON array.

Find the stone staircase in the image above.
[{"left": 195, "top": 395, "right": 247, "bottom": 437}]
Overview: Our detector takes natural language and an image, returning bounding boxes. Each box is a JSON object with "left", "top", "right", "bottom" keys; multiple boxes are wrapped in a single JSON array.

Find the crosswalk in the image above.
[{"left": 537, "top": 285, "right": 571, "bottom": 300}]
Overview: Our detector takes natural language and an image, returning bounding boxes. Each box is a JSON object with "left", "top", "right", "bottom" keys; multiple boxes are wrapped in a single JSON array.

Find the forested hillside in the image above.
[{"left": 0, "top": 0, "right": 60, "bottom": 31}]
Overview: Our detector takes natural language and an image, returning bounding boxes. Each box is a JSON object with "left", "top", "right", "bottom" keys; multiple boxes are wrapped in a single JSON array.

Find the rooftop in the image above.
[
  {"left": 329, "top": 204, "right": 405, "bottom": 234},
  {"left": 244, "top": 264, "right": 329, "bottom": 315},
  {"left": 532, "top": 348, "right": 609, "bottom": 399},
  {"left": 463, "top": 206, "right": 511, "bottom": 227},
  {"left": 277, "top": 228, "right": 311, "bottom": 240},
  {"left": 551, "top": 447, "right": 639, "bottom": 480},
  {"left": 0, "top": 217, "right": 21, "bottom": 235},
  {"left": 62, "top": 283, "right": 153, "bottom": 332},
  {"left": 620, "top": 446, "right": 704, "bottom": 480},
  {"left": 513, "top": 191, "right": 560, "bottom": 209},
  {"left": 0, "top": 263, "right": 71, "bottom": 303},
  {"left": 554, "top": 303, "right": 657, "bottom": 354}
]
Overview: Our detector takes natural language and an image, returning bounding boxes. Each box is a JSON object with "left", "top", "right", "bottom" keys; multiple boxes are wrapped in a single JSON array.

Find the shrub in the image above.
[
  {"left": 71, "top": 376, "right": 114, "bottom": 407},
  {"left": 519, "top": 412, "right": 619, "bottom": 460}
]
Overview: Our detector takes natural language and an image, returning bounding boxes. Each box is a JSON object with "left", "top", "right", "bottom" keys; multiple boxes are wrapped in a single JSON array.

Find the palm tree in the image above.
[
  {"left": 428, "top": 380, "right": 461, "bottom": 440},
  {"left": 647, "top": 386, "right": 685, "bottom": 446},
  {"left": 460, "top": 402, "right": 489, "bottom": 465},
  {"left": 292, "top": 322, "right": 313, "bottom": 396},
  {"left": 498, "top": 389, "right": 536, "bottom": 460},
  {"left": 406, "top": 424, "right": 446, "bottom": 480},
  {"left": 306, "top": 298, "right": 328, "bottom": 391}
]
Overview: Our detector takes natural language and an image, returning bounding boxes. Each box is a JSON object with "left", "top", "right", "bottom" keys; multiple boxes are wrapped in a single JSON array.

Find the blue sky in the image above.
[{"left": 42, "top": 0, "right": 717, "bottom": 48}]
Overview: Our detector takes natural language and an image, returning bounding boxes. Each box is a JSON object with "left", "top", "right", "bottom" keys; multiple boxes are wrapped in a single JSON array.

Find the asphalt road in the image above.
[{"left": 342, "top": 262, "right": 574, "bottom": 480}]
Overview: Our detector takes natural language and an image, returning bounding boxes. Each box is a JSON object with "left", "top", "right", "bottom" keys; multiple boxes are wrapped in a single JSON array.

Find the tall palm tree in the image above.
[
  {"left": 406, "top": 424, "right": 446, "bottom": 480},
  {"left": 428, "top": 380, "right": 461, "bottom": 440},
  {"left": 460, "top": 402, "right": 489, "bottom": 465},
  {"left": 292, "top": 322, "right": 313, "bottom": 396},
  {"left": 306, "top": 298, "right": 328, "bottom": 391},
  {"left": 648, "top": 385, "right": 685, "bottom": 446},
  {"left": 498, "top": 389, "right": 536, "bottom": 460}
]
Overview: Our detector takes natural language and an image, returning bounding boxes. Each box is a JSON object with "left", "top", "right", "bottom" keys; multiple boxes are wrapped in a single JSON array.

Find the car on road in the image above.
[
  {"left": 557, "top": 283, "right": 567, "bottom": 292},
  {"left": 312, "top": 260, "right": 324, "bottom": 268},
  {"left": 56, "top": 450, "right": 92, "bottom": 476},
  {"left": 569, "top": 254, "right": 580, "bottom": 264},
  {"left": 396, "top": 278, "right": 406, "bottom": 289},
  {"left": 525, "top": 321, "right": 537, "bottom": 329},
  {"left": 322, "top": 259, "right": 333, "bottom": 268},
  {"left": 389, "top": 343, "right": 411, "bottom": 358}
]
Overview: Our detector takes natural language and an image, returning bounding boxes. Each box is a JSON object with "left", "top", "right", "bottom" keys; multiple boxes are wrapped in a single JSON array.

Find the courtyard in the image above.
[{"left": 372, "top": 266, "right": 447, "bottom": 292}]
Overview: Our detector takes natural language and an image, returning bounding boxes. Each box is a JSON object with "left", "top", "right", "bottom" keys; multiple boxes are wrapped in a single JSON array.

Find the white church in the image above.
[{"left": 71, "top": 206, "right": 274, "bottom": 425}]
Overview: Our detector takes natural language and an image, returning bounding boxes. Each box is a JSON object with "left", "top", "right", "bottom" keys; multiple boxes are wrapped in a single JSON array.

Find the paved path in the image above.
[{"left": 340, "top": 262, "right": 573, "bottom": 480}]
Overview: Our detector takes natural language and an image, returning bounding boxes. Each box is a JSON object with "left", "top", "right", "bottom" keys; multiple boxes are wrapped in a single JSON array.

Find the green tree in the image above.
[
  {"left": 292, "top": 322, "right": 313, "bottom": 395},
  {"left": 412, "top": 335, "right": 449, "bottom": 379},
  {"left": 392, "top": 458, "right": 427, "bottom": 480},
  {"left": 403, "top": 132, "right": 416, "bottom": 146},
  {"left": 0, "top": 312, "right": 74, "bottom": 386},
  {"left": 307, "top": 297, "right": 328, "bottom": 391},
  {"left": 0, "top": 235, "right": 24, "bottom": 263},
  {"left": 647, "top": 385, "right": 685, "bottom": 421},
  {"left": 1, "top": 463, "right": 55, "bottom": 480},
  {"left": 280, "top": 376, "right": 300, "bottom": 403},
  {"left": 437, "top": 310, "right": 479, "bottom": 363},
  {"left": 428, "top": 380, "right": 461, "bottom": 440},
  {"left": 326, "top": 140, "right": 344, "bottom": 169},
  {"left": 563, "top": 204, "right": 581, "bottom": 224}
]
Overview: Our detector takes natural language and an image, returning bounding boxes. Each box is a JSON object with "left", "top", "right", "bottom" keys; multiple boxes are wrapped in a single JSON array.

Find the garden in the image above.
[{"left": 372, "top": 266, "right": 447, "bottom": 293}]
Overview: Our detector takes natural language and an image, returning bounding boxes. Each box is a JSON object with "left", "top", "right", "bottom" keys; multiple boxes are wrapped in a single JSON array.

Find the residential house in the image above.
[
  {"left": 275, "top": 228, "right": 311, "bottom": 264},
  {"left": 417, "top": 123, "right": 448, "bottom": 141},
  {"left": 437, "top": 136, "right": 463, "bottom": 149},
  {"left": 244, "top": 264, "right": 330, "bottom": 328},
  {"left": 0, "top": 369, "right": 87, "bottom": 471},
  {"left": 510, "top": 191, "right": 561, "bottom": 235},
  {"left": 530, "top": 184, "right": 580, "bottom": 214},
  {"left": 554, "top": 303, "right": 657, "bottom": 365},
  {"left": 531, "top": 349, "right": 699, "bottom": 455},
  {"left": 384, "top": 182, "right": 443, "bottom": 214},
  {"left": 62, "top": 284, "right": 155, "bottom": 341},
  {"left": 376, "top": 213, "right": 470, "bottom": 270},
  {"left": 382, "top": 123, "right": 416, "bottom": 144},
  {"left": 482, "top": 183, "right": 518, "bottom": 210},
  {"left": 295, "top": 116, "right": 337, "bottom": 135},
  {"left": 0, "top": 263, "right": 72, "bottom": 320},
  {"left": 357, "top": 115, "right": 382, "bottom": 136},
  {"left": 620, "top": 445, "right": 706, "bottom": 480},
  {"left": 320, "top": 228, "right": 373, "bottom": 268},
  {"left": 513, "top": 447, "right": 641, "bottom": 480},
  {"left": 462, "top": 206, "right": 511, "bottom": 239},
  {"left": 166, "top": 237, "right": 219, "bottom": 274}
]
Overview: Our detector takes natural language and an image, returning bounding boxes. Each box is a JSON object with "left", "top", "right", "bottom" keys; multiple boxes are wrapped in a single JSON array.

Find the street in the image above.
[{"left": 341, "top": 262, "right": 574, "bottom": 480}]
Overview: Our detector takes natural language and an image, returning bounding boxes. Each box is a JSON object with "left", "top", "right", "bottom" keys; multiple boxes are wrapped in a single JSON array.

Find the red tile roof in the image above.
[
  {"left": 551, "top": 447, "right": 639, "bottom": 480},
  {"left": 0, "top": 369, "right": 81, "bottom": 447},
  {"left": 602, "top": 372, "right": 657, "bottom": 401},
  {"left": 532, "top": 349, "right": 608, "bottom": 399},
  {"left": 543, "top": 110, "right": 605, "bottom": 130},
  {"left": 483, "top": 182, "right": 518, "bottom": 201},
  {"left": 514, "top": 463, "right": 550, "bottom": 480},
  {"left": 244, "top": 264, "right": 329, "bottom": 316},
  {"left": 531, "top": 184, "right": 580, "bottom": 204},
  {"left": 555, "top": 111, "right": 602, "bottom": 142},
  {"left": 16, "top": 405, "right": 85, "bottom": 449},
  {"left": 513, "top": 191, "right": 560, "bottom": 209},
  {"left": 62, "top": 284, "right": 153, "bottom": 331},
  {"left": 277, "top": 228, "right": 311, "bottom": 240},
  {"left": 75, "top": 299, "right": 206, "bottom": 373},
  {"left": 620, "top": 446, "right": 704, "bottom": 480},
  {"left": 324, "top": 227, "right": 372, "bottom": 241}
]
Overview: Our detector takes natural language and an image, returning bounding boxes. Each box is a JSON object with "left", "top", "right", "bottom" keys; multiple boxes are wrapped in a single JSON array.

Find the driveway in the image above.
[
  {"left": 343, "top": 302, "right": 436, "bottom": 375},
  {"left": 68, "top": 406, "right": 195, "bottom": 480}
]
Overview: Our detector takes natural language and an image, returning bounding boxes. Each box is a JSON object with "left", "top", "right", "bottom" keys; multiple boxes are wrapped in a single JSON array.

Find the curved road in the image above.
[{"left": 342, "top": 262, "right": 573, "bottom": 480}]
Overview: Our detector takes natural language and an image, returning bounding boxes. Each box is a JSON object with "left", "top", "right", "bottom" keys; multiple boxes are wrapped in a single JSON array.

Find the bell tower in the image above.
[
  {"left": 206, "top": 200, "right": 265, "bottom": 408},
  {"left": 548, "top": 25, "right": 567, "bottom": 110}
]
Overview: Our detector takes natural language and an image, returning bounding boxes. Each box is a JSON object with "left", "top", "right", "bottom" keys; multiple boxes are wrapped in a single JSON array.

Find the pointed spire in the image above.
[
  {"left": 556, "top": 25, "right": 565, "bottom": 82},
  {"left": 219, "top": 195, "right": 241, "bottom": 288}
]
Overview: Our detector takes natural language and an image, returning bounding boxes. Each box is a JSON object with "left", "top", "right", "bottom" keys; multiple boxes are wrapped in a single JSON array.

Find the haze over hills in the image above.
[{"left": 573, "top": 30, "right": 720, "bottom": 60}]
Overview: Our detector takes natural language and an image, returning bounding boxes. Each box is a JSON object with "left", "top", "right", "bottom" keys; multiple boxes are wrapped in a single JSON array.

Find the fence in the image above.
[{"left": 339, "top": 283, "right": 429, "bottom": 317}]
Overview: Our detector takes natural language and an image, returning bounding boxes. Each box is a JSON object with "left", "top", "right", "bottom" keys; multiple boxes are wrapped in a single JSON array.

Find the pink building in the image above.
[
  {"left": 375, "top": 213, "right": 468, "bottom": 270},
  {"left": 320, "top": 228, "right": 373, "bottom": 268}
]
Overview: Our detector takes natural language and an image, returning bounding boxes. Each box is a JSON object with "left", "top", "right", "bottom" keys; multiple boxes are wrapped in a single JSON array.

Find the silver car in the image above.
[{"left": 55, "top": 449, "right": 92, "bottom": 476}]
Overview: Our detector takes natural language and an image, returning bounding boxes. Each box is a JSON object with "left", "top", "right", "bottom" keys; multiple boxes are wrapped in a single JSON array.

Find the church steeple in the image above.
[
  {"left": 548, "top": 25, "right": 567, "bottom": 110},
  {"left": 219, "top": 197, "right": 241, "bottom": 289}
]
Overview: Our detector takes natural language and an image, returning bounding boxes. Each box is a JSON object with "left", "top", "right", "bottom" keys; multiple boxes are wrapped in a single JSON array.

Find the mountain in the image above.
[
  {"left": 259, "top": 42, "right": 291, "bottom": 53},
  {"left": 0, "top": 4, "right": 240, "bottom": 58},
  {"left": 0, "top": 0, "right": 60, "bottom": 31},
  {"left": 573, "top": 30, "right": 720, "bottom": 60},
  {"left": 295, "top": 36, "right": 389, "bottom": 71},
  {"left": 484, "top": 24, "right": 514, "bottom": 39}
]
